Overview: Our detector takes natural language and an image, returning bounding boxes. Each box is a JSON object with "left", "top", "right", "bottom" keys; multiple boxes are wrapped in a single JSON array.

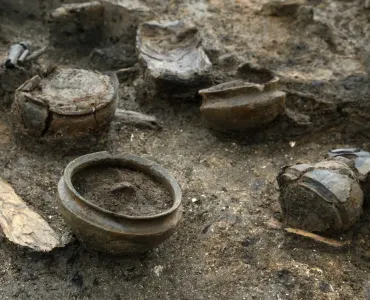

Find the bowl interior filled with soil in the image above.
[{"left": 70, "top": 155, "right": 177, "bottom": 217}]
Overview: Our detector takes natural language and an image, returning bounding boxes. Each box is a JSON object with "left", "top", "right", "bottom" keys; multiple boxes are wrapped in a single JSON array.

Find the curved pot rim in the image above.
[{"left": 62, "top": 151, "right": 182, "bottom": 220}]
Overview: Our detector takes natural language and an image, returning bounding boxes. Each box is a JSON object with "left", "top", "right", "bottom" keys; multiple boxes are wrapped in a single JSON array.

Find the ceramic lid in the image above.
[{"left": 30, "top": 68, "right": 116, "bottom": 115}]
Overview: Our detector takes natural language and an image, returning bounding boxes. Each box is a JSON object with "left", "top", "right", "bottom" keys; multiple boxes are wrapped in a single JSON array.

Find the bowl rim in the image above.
[{"left": 62, "top": 151, "right": 182, "bottom": 220}]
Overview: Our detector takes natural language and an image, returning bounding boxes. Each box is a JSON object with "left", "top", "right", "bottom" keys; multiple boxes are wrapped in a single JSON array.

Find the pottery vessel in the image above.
[
  {"left": 277, "top": 159, "right": 363, "bottom": 232},
  {"left": 58, "top": 151, "right": 182, "bottom": 254},
  {"left": 199, "top": 75, "right": 286, "bottom": 131},
  {"left": 12, "top": 68, "right": 118, "bottom": 146}
]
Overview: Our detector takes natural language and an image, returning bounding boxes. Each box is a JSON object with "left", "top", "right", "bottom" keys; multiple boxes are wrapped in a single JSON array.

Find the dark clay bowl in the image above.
[{"left": 57, "top": 151, "right": 182, "bottom": 254}]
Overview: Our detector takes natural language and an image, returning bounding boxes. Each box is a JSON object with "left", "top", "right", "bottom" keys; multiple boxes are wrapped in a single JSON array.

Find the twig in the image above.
[
  {"left": 18, "top": 49, "right": 30, "bottom": 62},
  {"left": 285, "top": 227, "right": 349, "bottom": 248},
  {"left": 24, "top": 47, "right": 48, "bottom": 62},
  {"left": 115, "top": 66, "right": 139, "bottom": 75},
  {"left": 115, "top": 66, "right": 139, "bottom": 82}
]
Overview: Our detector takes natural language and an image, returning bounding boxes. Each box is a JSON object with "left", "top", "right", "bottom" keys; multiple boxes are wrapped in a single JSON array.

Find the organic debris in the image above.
[
  {"left": 285, "top": 227, "right": 349, "bottom": 248},
  {"left": 114, "top": 109, "right": 162, "bottom": 130}
]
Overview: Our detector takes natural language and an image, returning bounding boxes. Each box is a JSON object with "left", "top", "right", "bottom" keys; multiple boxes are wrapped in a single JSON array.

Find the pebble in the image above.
[{"left": 153, "top": 265, "right": 164, "bottom": 277}]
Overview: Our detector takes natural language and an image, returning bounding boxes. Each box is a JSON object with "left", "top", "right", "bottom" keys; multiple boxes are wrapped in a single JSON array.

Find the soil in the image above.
[
  {"left": 72, "top": 166, "right": 173, "bottom": 216},
  {"left": 0, "top": 1, "right": 370, "bottom": 300}
]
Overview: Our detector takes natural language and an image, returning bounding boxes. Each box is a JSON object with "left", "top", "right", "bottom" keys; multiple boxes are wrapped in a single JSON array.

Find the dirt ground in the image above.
[{"left": 0, "top": 0, "right": 370, "bottom": 299}]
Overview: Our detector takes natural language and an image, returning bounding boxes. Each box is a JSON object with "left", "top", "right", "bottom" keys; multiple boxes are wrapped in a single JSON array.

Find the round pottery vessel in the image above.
[
  {"left": 199, "top": 76, "right": 286, "bottom": 131},
  {"left": 12, "top": 68, "right": 118, "bottom": 144},
  {"left": 58, "top": 151, "right": 182, "bottom": 254},
  {"left": 277, "top": 159, "right": 363, "bottom": 232}
]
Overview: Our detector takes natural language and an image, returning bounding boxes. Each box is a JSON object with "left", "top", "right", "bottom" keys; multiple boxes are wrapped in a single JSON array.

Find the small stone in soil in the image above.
[{"left": 110, "top": 181, "right": 135, "bottom": 193}]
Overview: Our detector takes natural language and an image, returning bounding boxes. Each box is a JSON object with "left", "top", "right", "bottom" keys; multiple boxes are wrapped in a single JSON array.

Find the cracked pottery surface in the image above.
[{"left": 11, "top": 68, "right": 118, "bottom": 145}]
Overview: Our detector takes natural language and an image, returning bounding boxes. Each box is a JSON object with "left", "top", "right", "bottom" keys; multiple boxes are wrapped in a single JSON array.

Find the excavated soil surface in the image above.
[
  {"left": 73, "top": 166, "right": 173, "bottom": 216},
  {"left": 0, "top": 0, "right": 370, "bottom": 299}
]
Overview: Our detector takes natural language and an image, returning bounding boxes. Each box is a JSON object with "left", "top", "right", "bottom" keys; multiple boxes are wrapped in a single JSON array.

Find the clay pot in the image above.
[
  {"left": 57, "top": 151, "right": 182, "bottom": 254},
  {"left": 277, "top": 160, "right": 363, "bottom": 232},
  {"left": 12, "top": 68, "right": 118, "bottom": 147},
  {"left": 199, "top": 76, "right": 286, "bottom": 131}
]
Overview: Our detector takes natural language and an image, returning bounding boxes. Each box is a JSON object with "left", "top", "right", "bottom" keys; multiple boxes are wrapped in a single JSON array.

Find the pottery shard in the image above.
[
  {"left": 102, "top": 0, "right": 153, "bottom": 43},
  {"left": 0, "top": 177, "right": 59, "bottom": 251},
  {"left": 0, "top": 63, "right": 40, "bottom": 107},
  {"left": 48, "top": 0, "right": 152, "bottom": 47},
  {"left": 137, "top": 20, "right": 212, "bottom": 95},
  {"left": 328, "top": 148, "right": 370, "bottom": 202},
  {"left": 48, "top": 2, "right": 105, "bottom": 46}
]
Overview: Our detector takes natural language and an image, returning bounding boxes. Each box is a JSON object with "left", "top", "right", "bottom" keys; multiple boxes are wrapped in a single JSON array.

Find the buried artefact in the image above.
[
  {"left": 199, "top": 68, "right": 286, "bottom": 131},
  {"left": 137, "top": 20, "right": 212, "bottom": 99},
  {"left": 58, "top": 151, "right": 182, "bottom": 254},
  {"left": 0, "top": 42, "right": 45, "bottom": 107},
  {"left": 48, "top": 1, "right": 152, "bottom": 51},
  {"left": 12, "top": 68, "right": 118, "bottom": 145},
  {"left": 328, "top": 148, "right": 370, "bottom": 202},
  {"left": 277, "top": 160, "right": 363, "bottom": 232},
  {"left": 47, "top": 2, "right": 105, "bottom": 46}
]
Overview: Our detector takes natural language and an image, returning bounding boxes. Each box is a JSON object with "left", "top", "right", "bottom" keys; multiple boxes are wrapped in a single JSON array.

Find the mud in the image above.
[
  {"left": 0, "top": 0, "right": 370, "bottom": 300},
  {"left": 73, "top": 166, "right": 172, "bottom": 216}
]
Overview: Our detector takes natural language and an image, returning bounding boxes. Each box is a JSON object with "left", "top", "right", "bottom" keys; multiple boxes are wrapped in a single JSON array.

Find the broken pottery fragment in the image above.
[
  {"left": 199, "top": 69, "right": 286, "bottom": 131},
  {"left": 11, "top": 68, "right": 118, "bottom": 145},
  {"left": 48, "top": 0, "right": 152, "bottom": 48},
  {"left": 0, "top": 177, "right": 59, "bottom": 251},
  {"left": 277, "top": 160, "right": 363, "bottom": 232},
  {"left": 328, "top": 148, "right": 370, "bottom": 202},
  {"left": 137, "top": 20, "right": 212, "bottom": 99},
  {"left": 47, "top": 2, "right": 105, "bottom": 46},
  {"left": 0, "top": 65, "right": 39, "bottom": 107},
  {"left": 102, "top": 0, "right": 152, "bottom": 44}
]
